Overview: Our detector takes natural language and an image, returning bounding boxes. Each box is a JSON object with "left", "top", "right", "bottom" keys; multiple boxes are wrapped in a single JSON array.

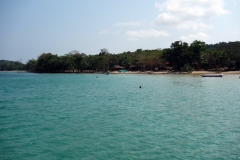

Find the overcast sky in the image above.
[{"left": 0, "top": 0, "right": 239, "bottom": 63}]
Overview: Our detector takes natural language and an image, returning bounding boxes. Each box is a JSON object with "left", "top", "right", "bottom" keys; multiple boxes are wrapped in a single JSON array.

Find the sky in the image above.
[{"left": 0, "top": 0, "right": 239, "bottom": 63}]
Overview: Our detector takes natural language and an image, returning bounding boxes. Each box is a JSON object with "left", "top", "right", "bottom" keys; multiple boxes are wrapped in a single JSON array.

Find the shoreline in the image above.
[
  {"left": 1, "top": 70, "right": 240, "bottom": 74},
  {"left": 109, "top": 71, "right": 240, "bottom": 74},
  {"left": 0, "top": 70, "right": 27, "bottom": 73}
]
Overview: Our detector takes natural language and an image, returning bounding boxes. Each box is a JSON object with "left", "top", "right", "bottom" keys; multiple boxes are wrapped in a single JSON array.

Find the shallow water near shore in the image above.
[{"left": 1, "top": 72, "right": 240, "bottom": 159}]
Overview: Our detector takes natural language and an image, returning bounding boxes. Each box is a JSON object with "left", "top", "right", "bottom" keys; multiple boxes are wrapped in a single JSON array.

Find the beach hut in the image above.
[
  {"left": 130, "top": 65, "right": 137, "bottom": 71},
  {"left": 113, "top": 65, "right": 124, "bottom": 71}
]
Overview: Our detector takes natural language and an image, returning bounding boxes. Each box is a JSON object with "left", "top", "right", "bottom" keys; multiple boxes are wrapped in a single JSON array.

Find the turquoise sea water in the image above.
[{"left": 1, "top": 72, "right": 240, "bottom": 159}]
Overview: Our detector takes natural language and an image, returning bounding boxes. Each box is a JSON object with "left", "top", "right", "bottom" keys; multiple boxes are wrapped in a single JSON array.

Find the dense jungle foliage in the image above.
[{"left": 1, "top": 40, "right": 240, "bottom": 72}]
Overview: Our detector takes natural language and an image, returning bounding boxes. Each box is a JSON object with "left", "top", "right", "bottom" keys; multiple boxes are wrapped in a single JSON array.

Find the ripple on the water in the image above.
[{"left": 1, "top": 73, "right": 240, "bottom": 159}]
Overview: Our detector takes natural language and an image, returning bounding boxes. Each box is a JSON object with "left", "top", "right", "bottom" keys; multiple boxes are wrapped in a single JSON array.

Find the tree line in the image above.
[
  {"left": 2, "top": 40, "right": 240, "bottom": 72},
  {"left": 0, "top": 60, "right": 25, "bottom": 71}
]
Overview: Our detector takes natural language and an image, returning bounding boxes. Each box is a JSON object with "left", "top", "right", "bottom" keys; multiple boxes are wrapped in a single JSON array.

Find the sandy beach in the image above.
[
  {"left": 192, "top": 71, "right": 240, "bottom": 74},
  {"left": 108, "top": 70, "right": 240, "bottom": 74},
  {"left": 1, "top": 70, "right": 240, "bottom": 75}
]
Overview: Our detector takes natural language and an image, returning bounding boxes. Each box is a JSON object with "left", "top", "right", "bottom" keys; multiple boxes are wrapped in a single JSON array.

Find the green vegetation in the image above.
[
  {"left": 2, "top": 40, "right": 240, "bottom": 72},
  {"left": 0, "top": 60, "right": 25, "bottom": 71}
]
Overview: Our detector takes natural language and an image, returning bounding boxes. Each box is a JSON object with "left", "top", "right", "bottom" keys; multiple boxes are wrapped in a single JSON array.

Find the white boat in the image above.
[{"left": 201, "top": 74, "right": 223, "bottom": 77}]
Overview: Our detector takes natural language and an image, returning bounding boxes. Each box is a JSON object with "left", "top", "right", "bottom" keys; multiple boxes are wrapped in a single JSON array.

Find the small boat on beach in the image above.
[{"left": 201, "top": 74, "right": 223, "bottom": 77}]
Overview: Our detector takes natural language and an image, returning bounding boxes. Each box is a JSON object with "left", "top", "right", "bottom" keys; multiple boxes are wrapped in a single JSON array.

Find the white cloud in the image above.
[
  {"left": 99, "top": 30, "right": 110, "bottom": 35},
  {"left": 180, "top": 32, "right": 212, "bottom": 43},
  {"left": 126, "top": 29, "right": 170, "bottom": 41},
  {"left": 113, "top": 21, "right": 142, "bottom": 26},
  {"left": 155, "top": 13, "right": 182, "bottom": 25},
  {"left": 155, "top": 0, "right": 230, "bottom": 29},
  {"left": 176, "top": 22, "right": 213, "bottom": 30}
]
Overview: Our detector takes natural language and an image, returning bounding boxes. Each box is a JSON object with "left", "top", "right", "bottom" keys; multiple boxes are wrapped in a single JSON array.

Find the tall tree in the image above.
[
  {"left": 25, "top": 59, "right": 37, "bottom": 71},
  {"left": 189, "top": 40, "right": 206, "bottom": 70},
  {"left": 163, "top": 41, "right": 189, "bottom": 70}
]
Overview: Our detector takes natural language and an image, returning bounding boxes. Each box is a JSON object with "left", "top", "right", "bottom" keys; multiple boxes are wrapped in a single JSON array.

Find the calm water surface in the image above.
[{"left": 1, "top": 72, "right": 240, "bottom": 159}]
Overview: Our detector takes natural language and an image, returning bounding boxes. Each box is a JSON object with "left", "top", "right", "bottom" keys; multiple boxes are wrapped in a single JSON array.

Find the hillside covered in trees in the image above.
[
  {"left": 3, "top": 40, "right": 240, "bottom": 72},
  {"left": 0, "top": 60, "right": 25, "bottom": 71}
]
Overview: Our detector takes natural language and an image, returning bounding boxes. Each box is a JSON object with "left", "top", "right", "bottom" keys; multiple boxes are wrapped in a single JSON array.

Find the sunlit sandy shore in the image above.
[
  {"left": 0, "top": 70, "right": 27, "bottom": 72},
  {"left": 1, "top": 70, "right": 240, "bottom": 74},
  {"left": 109, "top": 71, "right": 240, "bottom": 74},
  {"left": 192, "top": 71, "right": 240, "bottom": 74}
]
